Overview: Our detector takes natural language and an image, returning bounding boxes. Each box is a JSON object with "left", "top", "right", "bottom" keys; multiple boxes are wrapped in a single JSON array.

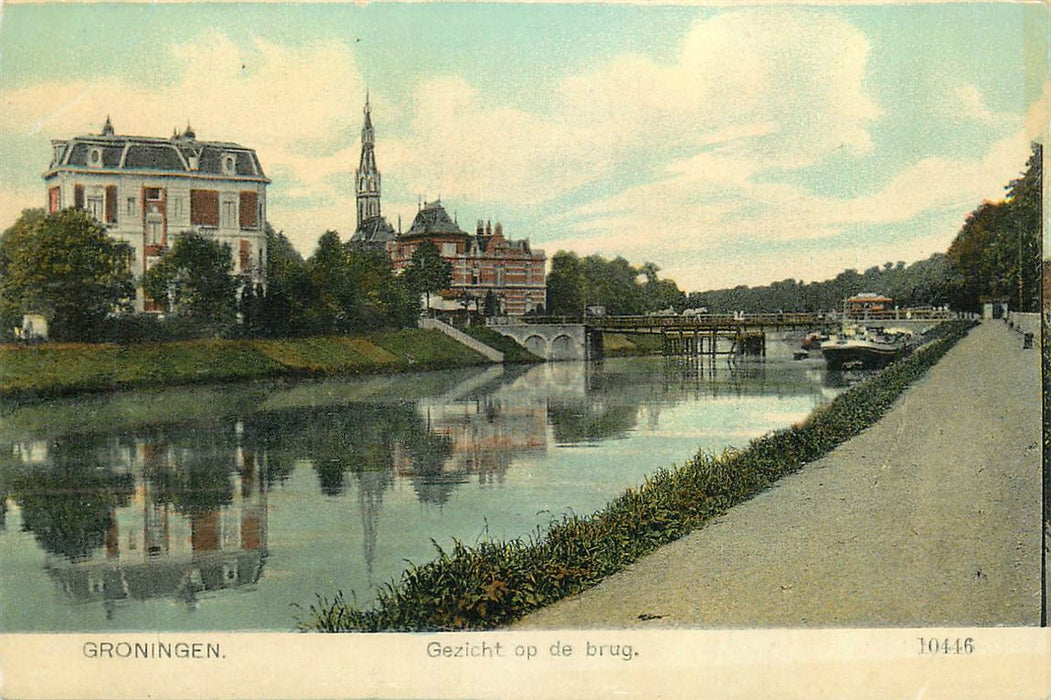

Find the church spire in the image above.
[{"left": 356, "top": 93, "right": 381, "bottom": 231}]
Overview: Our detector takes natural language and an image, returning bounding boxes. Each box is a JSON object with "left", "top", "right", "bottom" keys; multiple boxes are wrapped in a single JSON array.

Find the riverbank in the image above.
[
  {"left": 516, "top": 320, "right": 1041, "bottom": 627},
  {"left": 0, "top": 329, "right": 494, "bottom": 399},
  {"left": 304, "top": 320, "right": 976, "bottom": 631}
]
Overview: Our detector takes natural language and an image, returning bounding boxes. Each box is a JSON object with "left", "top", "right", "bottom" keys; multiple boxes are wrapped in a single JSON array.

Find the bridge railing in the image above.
[{"left": 490, "top": 308, "right": 953, "bottom": 328}]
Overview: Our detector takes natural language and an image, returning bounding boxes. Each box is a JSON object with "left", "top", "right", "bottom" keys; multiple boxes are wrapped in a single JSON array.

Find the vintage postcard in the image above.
[{"left": 0, "top": 1, "right": 1047, "bottom": 698}]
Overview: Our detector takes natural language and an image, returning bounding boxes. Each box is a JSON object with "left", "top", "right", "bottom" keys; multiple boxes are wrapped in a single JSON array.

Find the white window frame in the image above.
[
  {"left": 221, "top": 153, "right": 237, "bottom": 175},
  {"left": 86, "top": 195, "right": 104, "bottom": 221},
  {"left": 146, "top": 215, "right": 163, "bottom": 245},
  {"left": 220, "top": 197, "right": 238, "bottom": 229}
]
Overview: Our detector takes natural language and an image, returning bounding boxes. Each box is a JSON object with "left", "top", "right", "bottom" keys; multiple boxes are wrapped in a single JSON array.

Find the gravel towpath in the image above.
[{"left": 514, "top": 321, "right": 1042, "bottom": 628}]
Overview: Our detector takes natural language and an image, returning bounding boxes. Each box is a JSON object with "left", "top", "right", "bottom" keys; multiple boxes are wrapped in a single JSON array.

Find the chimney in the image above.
[
  {"left": 485, "top": 220, "right": 491, "bottom": 236},
  {"left": 494, "top": 223, "right": 503, "bottom": 238},
  {"left": 477, "top": 220, "right": 485, "bottom": 236}
]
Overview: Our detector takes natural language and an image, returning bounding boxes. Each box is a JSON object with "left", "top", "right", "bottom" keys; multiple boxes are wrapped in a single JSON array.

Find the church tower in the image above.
[{"left": 356, "top": 93, "right": 382, "bottom": 229}]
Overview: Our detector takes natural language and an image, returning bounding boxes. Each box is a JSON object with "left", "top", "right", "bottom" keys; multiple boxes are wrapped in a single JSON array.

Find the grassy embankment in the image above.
[
  {"left": 304, "top": 320, "right": 976, "bottom": 632},
  {"left": 462, "top": 326, "right": 544, "bottom": 363},
  {"left": 601, "top": 332, "right": 663, "bottom": 356},
  {"left": 0, "top": 329, "right": 493, "bottom": 398}
]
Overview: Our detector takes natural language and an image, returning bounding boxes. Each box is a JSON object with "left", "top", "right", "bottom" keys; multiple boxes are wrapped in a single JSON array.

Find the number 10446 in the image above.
[{"left": 918, "top": 637, "right": 975, "bottom": 655}]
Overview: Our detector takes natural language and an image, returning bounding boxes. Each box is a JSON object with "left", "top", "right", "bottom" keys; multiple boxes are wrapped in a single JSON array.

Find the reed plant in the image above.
[{"left": 304, "top": 320, "right": 976, "bottom": 631}]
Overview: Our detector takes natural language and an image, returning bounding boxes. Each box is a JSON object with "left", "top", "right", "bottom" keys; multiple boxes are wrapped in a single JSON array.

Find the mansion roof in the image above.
[
  {"left": 45, "top": 120, "right": 268, "bottom": 182},
  {"left": 405, "top": 200, "right": 467, "bottom": 237}
]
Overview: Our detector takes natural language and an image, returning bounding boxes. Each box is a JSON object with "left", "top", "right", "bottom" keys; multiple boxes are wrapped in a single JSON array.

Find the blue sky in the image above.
[{"left": 0, "top": 3, "right": 1045, "bottom": 290}]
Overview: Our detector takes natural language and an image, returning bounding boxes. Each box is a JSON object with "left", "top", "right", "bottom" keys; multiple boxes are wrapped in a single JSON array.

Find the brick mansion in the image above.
[{"left": 349, "top": 96, "right": 547, "bottom": 316}]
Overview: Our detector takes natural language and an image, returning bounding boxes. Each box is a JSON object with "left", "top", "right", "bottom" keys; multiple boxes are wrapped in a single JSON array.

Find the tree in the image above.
[
  {"left": 0, "top": 208, "right": 134, "bottom": 341},
  {"left": 402, "top": 241, "right": 452, "bottom": 315},
  {"left": 306, "top": 230, "right": 357, "bottom": 333},
  {"left": 345, "top": 245, "right": 420, "bottom": 330},
  {"left": 257, "top": 224, "right": 321, "bottom": 338},
  {"left": 142, "top": 230, "right": 239, "bottom": 333}
]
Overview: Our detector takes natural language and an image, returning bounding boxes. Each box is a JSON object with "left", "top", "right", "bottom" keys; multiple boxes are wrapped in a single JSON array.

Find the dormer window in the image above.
[
  {"left": 89, "top": 148, "right": 103, "bottom": 168},
  {"left": 222, "top": 153, "right": 237, "bottom": 175}
]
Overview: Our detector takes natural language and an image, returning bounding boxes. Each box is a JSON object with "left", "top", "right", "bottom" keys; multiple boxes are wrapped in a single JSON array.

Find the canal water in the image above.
[{"left": 0, "top": 355, "right": 862, "bottom": 631}]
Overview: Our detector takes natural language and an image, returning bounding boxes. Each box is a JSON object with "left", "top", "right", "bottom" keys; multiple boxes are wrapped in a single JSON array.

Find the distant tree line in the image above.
[
  {"left": 687, "top": 143, "right": 1042, "bottom": 315},
  {"left": 544, "top": 252, "right": 686, "bottom": 318}
]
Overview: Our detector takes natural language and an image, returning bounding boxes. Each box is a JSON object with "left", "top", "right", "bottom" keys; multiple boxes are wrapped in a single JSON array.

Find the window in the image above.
[
  {"left": 239, "top": 191, "right": 258, "bottom": 229},
  {"left": 146, "top": 216, "right": 163, "bottom": 245},
  {"left": 74, "top": 184, "right": 84, "bottom": 209},
  {"left": 48, "top": 187, "right": 61, "bottom": 214},
  {"left": 126, "top": 197, "right": 137, "bottom": 217},
  {"left": 222, "top": 154, "right": 237, "bottom": 175},
  {"left": 221, "top": 198, "right": 238, "bottom": 228},
  {"left": 145, "top": 187, "right": 162, "bottom": 202},
  {"left": 86, "top": 196, "right": 104, "bottom": 221},
  {"left": 239, "top": 240, "right": 251, "bottom": 272},
  {"left": 89, "top": 148, "right": 102, "bottom": 167},
  {"left": 190, "top": 189, "right": 219, "bottom": 226},
  {"left": 105, "top": 185, "right": 118, "bottom": 224},
  {"left": 171, "top": 197, "right": 182, "bottom": 221},
  {"left": 442, "top": 242, "right": 457, "bottom": 257}
]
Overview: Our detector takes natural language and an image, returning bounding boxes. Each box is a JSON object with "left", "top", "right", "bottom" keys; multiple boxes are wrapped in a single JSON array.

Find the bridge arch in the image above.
[
  {"left": 550, "top": 334, "right": 578, "bottom": 360},
  {"left": 524, "top": 335, "right": 548, "bottom": 358}
]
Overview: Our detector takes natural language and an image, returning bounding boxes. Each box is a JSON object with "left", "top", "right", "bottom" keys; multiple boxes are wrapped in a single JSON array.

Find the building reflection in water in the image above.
[
  {"left": 7, "top": 427, "right": 269, "bottom": 620},
  {"left": 1, "top": 358, "right": 834, "bottom": 623}
]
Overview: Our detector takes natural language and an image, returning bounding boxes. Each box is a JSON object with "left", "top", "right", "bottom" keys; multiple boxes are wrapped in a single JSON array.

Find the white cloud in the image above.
[
  {"left": 0, "top": 32, "right": 366, "bottom": 240},
  {"left": 377, "top": 8, "right": 880, "bottom": 216}
]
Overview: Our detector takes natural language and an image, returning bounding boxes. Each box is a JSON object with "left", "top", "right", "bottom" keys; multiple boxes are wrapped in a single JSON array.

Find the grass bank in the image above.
[
  {"left": 304, "top": 320, "right": 976, "bottom": 632},
  {"left": 462, "top": 326, "right": 544, "bottom": 363},
  {"left": 0, "top": 329, "right": 491, "bottom": 398},
  {"left": 601, "top": 332, "right": 663, "bottom": 357}
]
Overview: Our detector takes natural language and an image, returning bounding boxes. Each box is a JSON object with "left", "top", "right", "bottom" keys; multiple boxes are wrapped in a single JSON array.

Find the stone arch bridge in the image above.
[{"left": 487, "top": 323, "right": 601, "bottom": 361}]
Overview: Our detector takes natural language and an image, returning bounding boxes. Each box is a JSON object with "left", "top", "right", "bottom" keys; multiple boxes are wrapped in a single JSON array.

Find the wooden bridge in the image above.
[
  {"left": 501, "top": 313, "right": 839, "bottom": 358},
  {"left": 490, "top": 309, "right": 953, "bottom": 359},
  {"left": 589, "top": 313, "right": 840, "bottom": 357}
]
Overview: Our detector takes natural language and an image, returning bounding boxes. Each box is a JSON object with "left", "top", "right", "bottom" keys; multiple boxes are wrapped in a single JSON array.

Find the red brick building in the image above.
[
  {"left": 347, "top": 97, "right": 546, "bottom": 316},
  {"left": 388, "top": 201, "right": 546, "bottom": 316}
]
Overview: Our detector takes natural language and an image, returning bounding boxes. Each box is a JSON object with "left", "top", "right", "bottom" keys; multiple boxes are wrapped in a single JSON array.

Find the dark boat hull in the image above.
[{"left": 821, "top": 343, "right": 902, "bottom": 370}]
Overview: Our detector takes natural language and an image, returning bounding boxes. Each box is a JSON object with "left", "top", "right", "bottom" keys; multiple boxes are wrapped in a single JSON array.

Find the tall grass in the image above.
[{"left": 304, "top": 320, "right": 976, "bottom": 632}]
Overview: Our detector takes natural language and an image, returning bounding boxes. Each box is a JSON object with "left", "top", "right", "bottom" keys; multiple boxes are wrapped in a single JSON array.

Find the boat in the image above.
[{"left": 821, "top": 326, "right": 909, "bottom": 370}]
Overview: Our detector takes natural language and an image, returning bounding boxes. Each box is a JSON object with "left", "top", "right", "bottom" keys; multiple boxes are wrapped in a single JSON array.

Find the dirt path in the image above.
[{"left": 515, "top": 321, "right": 1042, "bottom": 628}]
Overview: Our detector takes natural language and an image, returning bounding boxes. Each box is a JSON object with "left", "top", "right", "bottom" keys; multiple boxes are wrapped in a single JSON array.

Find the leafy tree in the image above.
[
  {"left": 545, "top": 251, "right": 585, "bottom": 317},
  {"left": 0, "top": 208, "right": 134, "bottom": 341},
  {"left": 257, "top": 224, "right": 321, "bottom": 337},
  {"left": 402, "top": 241, "right": 452, "bottom": 315},
  {"left": 947, "top": 142, "right": 1042, "bottom": 312},
  {"left": 308, "top": 230, "right": 357, "bottom": 332},
  {"left": 345, "top": 246, "right": 420, "bottom": 330},
  {"left": 545, "top": 250, "right": 685, "bottom": 318},
  {"left": 142, "top": 230, "right": 239, "bottom": 332}
]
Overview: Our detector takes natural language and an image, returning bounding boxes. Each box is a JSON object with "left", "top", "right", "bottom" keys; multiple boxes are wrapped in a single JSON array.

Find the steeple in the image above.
[
  {"left": 101, "top": 115, "right": 115, "bottom": 137},
  {"left": 355, "top": 92, "right": 381, "bottom": 231}
]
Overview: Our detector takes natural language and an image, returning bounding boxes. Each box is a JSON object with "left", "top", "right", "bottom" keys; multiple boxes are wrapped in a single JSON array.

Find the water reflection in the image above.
[
  {"left": 2, "top": 432, "right": 269, "bottom": 618},
  {"left": 0, "top": 357, "right": 845, "bottom": 629}
]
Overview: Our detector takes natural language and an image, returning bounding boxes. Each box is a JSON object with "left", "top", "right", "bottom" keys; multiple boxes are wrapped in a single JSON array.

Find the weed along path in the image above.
[{"left": 514, "top": 321, "right": 1042, "bottom": 628}]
